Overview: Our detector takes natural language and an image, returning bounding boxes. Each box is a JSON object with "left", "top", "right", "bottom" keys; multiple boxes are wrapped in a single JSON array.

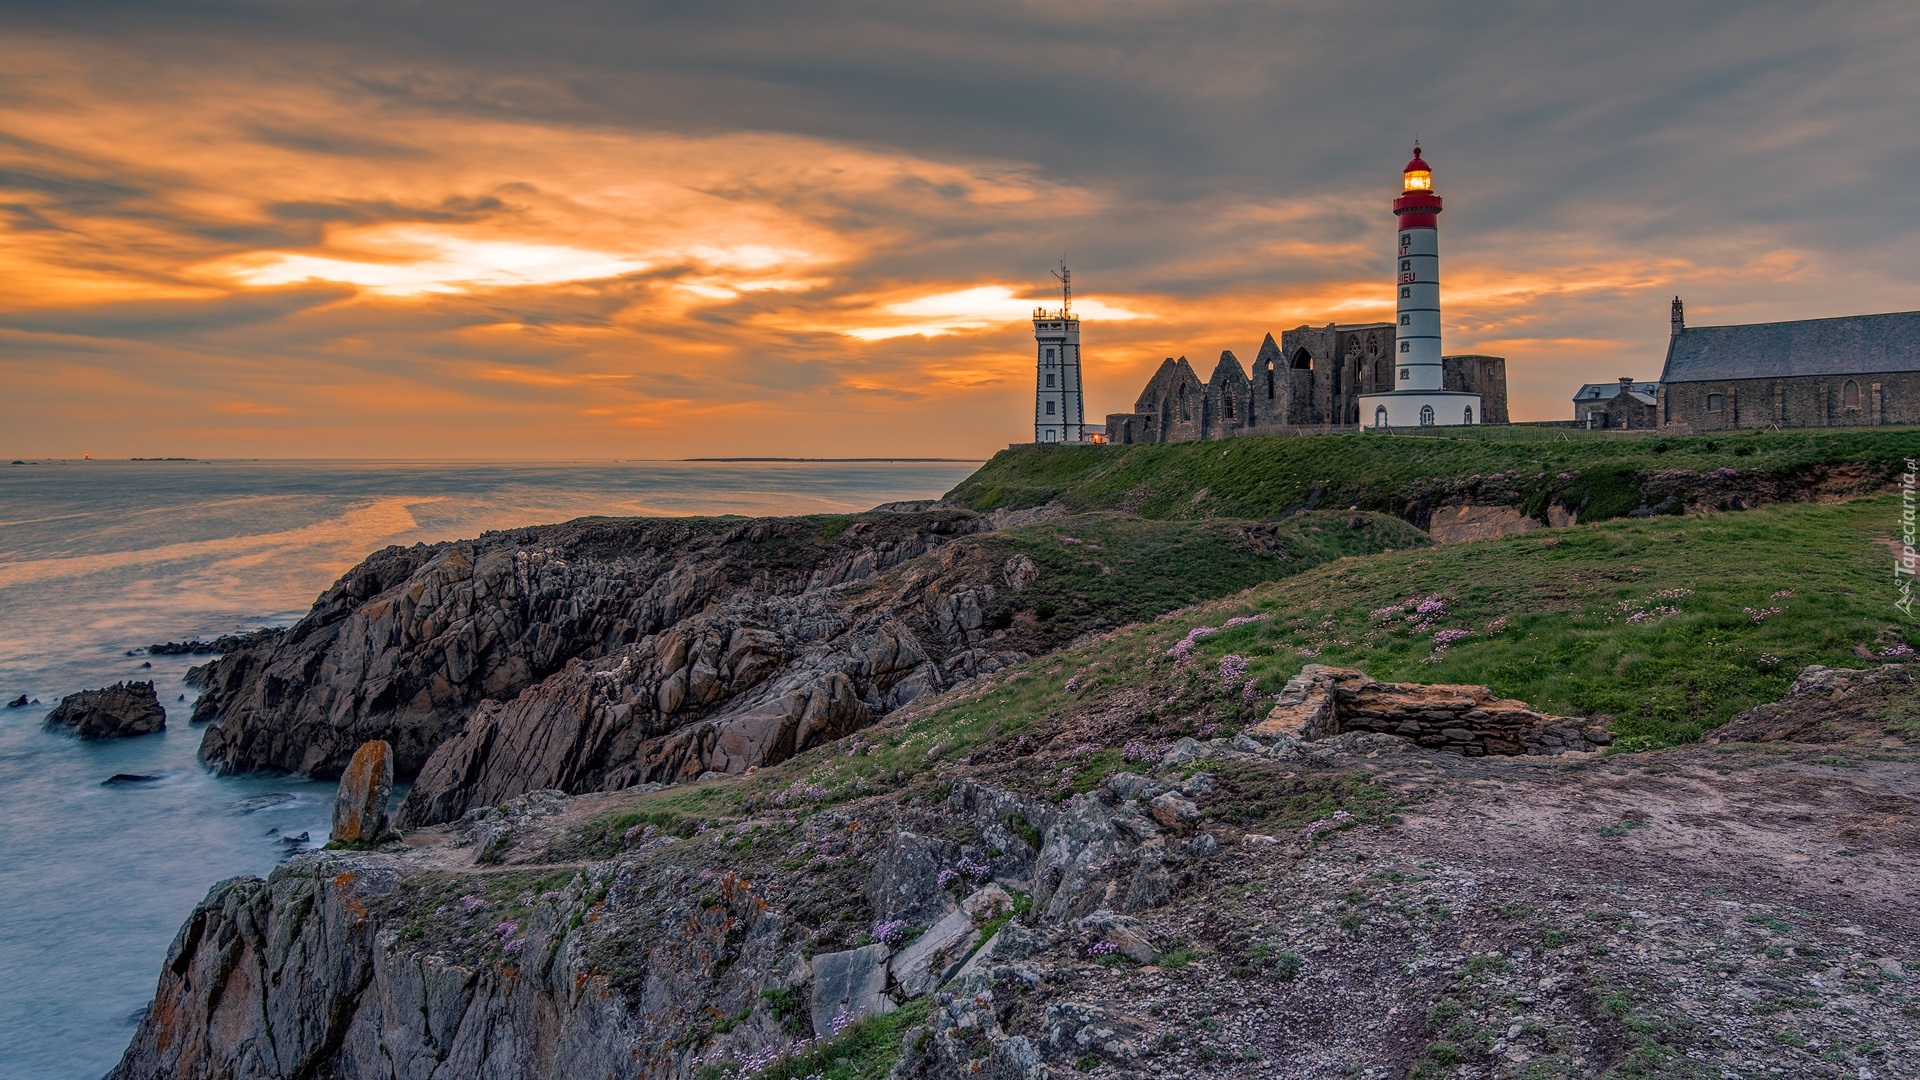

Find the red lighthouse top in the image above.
[{"left": 1393, "top": 145, "right": 1442, "bottom": 226}]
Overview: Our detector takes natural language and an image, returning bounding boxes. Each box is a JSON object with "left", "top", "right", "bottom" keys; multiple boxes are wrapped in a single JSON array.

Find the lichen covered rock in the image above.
[{"left": 329, "top": 739, "right": 393, "bottom": 844}]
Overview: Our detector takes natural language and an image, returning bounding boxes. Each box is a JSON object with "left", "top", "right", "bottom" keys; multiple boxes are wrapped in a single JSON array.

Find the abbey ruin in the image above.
[{"left": 1103, "top": 322, "right": 1509, "bottom": 443}]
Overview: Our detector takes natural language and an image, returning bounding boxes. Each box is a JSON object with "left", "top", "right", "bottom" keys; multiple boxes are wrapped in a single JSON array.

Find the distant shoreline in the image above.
[{"left": 681, "top": 457, "right": 983, "bottom": 463}]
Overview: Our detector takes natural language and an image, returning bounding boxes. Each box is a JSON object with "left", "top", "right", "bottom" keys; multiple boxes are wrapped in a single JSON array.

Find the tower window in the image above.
[
  {"left": 1399, "top": 369, "right": 1409, "bottom": 381},
  {"left": 1399, "top": 315, "right": 1409, "bottom": 326},
  {"left": 1706, "top": 393, "right": 1724, "bottom": 412},
  {"left": 1045, "top": 347, "right": 1055, "bottom": 361},
  {"left": 1401, "top": 234, "right": 1411, "bottom": 249},
  {"left": 1045, "top": 373, "right": 1055, "bottom": 387},
  {"left": 1399, "top": 341, "right": 1410, "bottom": 353},
  {"left": 1045, "top": 401, "right": 1055, "bottom": 415},
  {"left": 1374, "top": 405, "right": 1388, "bottom": 427},
  {"left": 1399, "top": 287, "right": 1410, "bottom": 299}
]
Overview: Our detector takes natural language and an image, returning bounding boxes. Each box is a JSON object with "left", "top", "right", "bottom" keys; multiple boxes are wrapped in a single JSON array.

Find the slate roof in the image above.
[
  {"left": 1573, "top": 381, "right": 1658, "bottom": 402},
  {"left": 1660, "top": 310, "right": 1920, "bottom": 383}
]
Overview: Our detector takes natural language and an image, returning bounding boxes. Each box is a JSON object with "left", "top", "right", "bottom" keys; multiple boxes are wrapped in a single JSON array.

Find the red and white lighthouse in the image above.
[{"left": 1360, "top": 146, "right": 1482, "bottom": 428}]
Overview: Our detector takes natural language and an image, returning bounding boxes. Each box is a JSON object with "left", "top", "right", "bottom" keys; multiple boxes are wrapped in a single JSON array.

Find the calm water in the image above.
[{"left": 0, "top": 459, "right": 980, "bottom": 1079}]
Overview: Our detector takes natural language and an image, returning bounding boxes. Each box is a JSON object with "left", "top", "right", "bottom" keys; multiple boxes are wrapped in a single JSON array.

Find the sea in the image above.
[{"left": 0, "top": 458, "right": 982, "bottom": 1079}]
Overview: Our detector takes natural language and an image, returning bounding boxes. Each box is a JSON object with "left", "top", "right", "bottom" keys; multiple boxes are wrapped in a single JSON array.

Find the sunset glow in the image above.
[{"left": 1, "top": 5, "right": 1914, "bottom": 457}]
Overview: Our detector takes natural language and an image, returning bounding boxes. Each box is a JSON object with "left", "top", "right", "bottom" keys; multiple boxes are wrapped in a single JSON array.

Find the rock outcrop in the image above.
[
  {"left": 330, "top": 740, "right": 394, "bottom": 844},
  {"left": 392, "top": 535, "right": 1049, "bottom": 827},
  {"left": 193, "top": 510, "right": 992, "bottom": 779},
  {"left": 44, "top": 681, "right": 165, "bottom": 739},
  {"left": 1251, "top": 664, "right": 1612, "bottom": 755},
  {"left": 110, "top": 769, "right": 1207, "bottom": 1080}
]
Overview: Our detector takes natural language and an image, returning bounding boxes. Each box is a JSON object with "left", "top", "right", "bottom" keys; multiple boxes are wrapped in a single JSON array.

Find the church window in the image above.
[
  {"left": 1224, "top": 396, "right": 1235, "bottom": 419},
  {"left": 1045, "top": 373, "right": 1055, "bottom": 387},
  {"left": 1399, "top": 341, "right": 1410, "bottom": 353},
  {"left": 1045, "top": 401, "right": 1055, "bottom": 415},
  {"left": 1399, "top": 315, "right": 1409, "bottom": 326},
  {"left": 1464, "top": 406, "right": 1474, "bottom": 424},
  {"left": 1706, "top": 393, "right": 1724, "bottom": 412},
  {"left": 1844, "top": 379, "right": 1861, "bottom": 409},
  {"left": 1419, "top": 405, "right": 1435, "bottom": 426},
  {"left": 1374, "top": 405, "right": 1388, "bottom": 428},
  {"left": 1266, "top": 367, "right": 1274, "bottom": 399},
  {"left": 1400, "top": 287, "right": 1410, "bottom": 299}
]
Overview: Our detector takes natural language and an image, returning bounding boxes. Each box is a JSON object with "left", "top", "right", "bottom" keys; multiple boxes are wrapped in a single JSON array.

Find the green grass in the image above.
[
  {"left": 747, "top": 997, "right": 932, "bottom": 1080},
  {"left": 952, "top": 510, "right": 1429, "bottom": 649},
  {"left": 946, "top": 428, "right": 1909, "bottom": 523},
  {"left": 574, "top": 493, "right": 1910, "bottom": 847}
]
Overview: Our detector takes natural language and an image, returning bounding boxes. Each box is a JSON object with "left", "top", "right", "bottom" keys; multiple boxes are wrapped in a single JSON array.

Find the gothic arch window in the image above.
[
  {"left": 1419, "top": 405, "right": 1435, "bottom": 426},
  {"left": 1223, "top": 392, "right": 1236, "bottom": 420},
  {"left": 1374, "top": 405, "right": 1388, "bottom": 428},
  {"left": 1844, "top": 379, "right": 1861, "bottom": 409},
  {"left": 1266, "top": 365, "right": 1275, "bottom": 399},
  {"left": 1464, "top": 406, "right": 1474, "bottom": 424},
  {"left": 1706, "top": 393, "right": 1725, "bottom": 412},
  {"left": 1290, "top": 349, "right": 1313, "bottom": 371},
  {"left": 1179, "top": 384, "right": 1190, "bottom": 421},
  {"left": 1366, "top": 332, "right": 1379, "bottom": 356}
]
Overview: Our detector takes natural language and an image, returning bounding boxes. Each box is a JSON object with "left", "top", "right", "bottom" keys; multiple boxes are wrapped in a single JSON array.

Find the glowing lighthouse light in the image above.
[{"left": 1359, "top": 146, "right": 1482, "bottom": 429}]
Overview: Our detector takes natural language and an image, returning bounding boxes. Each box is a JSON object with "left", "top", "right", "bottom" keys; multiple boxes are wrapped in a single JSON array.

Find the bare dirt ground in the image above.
[{"left": 1031, "top": 668, "right": 1920, "bottom": 1079}]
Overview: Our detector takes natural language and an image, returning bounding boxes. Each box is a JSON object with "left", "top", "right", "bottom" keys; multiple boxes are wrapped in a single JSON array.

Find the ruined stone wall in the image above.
[
  {"left": 1443, "top": 354, "right": 1510, "bottom": 425},
  {"left": 1251, "top": 665, "right": 1612, "bottom": 757},
  {"left": 1105, "top": 327, "right": 1508, "bottom": 444}
]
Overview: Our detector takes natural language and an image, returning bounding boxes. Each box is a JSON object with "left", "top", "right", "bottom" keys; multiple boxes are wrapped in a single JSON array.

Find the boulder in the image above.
[
  {"left": 809, "top": 943, "right": 893, "bottom": 1037},
  {"left": 889, "top": 906, "right": 980, "bottom": 998},
  {"left": 329, "top": 740, "right": 393, "bottom": 844},
  {"left": 44, "top": 681, "right": 165, "bottom": 739}
]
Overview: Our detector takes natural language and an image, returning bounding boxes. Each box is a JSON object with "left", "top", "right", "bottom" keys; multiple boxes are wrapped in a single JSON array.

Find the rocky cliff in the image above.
[
  {"left": 193, "top": 509, "right": 992, "bottom": 778},
  {"left": 191, "top": 502, "right": 1419, "bottom": 830},
  {"left": 113, "top": 662, "right": 1920, "bottom": 1079}
]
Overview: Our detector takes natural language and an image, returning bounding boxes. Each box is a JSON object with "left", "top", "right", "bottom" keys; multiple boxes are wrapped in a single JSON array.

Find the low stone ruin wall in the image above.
[{"left": 1250, "top": 664, "right": 1612, "bottom": 756}]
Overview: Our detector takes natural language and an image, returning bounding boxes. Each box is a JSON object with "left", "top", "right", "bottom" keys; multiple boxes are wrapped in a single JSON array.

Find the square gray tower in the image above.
[{"left": 1034, "top": 261, "right": 1084, "bottom": 443}]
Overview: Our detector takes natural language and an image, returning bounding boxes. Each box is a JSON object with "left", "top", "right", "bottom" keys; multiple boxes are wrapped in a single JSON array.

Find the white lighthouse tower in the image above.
[
  {"left": 1359, "top": 147, "right": 1482, "bottom": 428},
  {"left": 1033, "top": 261, "right": 1084, "bottom": 443}
]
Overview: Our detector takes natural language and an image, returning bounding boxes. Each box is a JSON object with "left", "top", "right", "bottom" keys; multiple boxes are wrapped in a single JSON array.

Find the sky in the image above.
[{"left": 1, "top": 0, "right": 1916, "bottom": 459}]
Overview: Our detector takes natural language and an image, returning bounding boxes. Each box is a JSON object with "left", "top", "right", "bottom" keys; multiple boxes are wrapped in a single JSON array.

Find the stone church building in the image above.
[
  {"left": 1103, "top": 322, "right": 1508, "bottom": 443},
  {"left": 1659, "top": 298, "right": 1920, "bottom": 430}
]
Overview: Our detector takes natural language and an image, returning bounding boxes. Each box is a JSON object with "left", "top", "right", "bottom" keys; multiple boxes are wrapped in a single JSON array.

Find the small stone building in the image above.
[
  {"left": 1104, "top": 322, "right": 1508, "bottom": 443},
  {"left": 1660, "top": 299, "right": 1920, "bottom": 430},
  {"left": 1572, "top": 378, "right": 1660, "bottom": 428}
]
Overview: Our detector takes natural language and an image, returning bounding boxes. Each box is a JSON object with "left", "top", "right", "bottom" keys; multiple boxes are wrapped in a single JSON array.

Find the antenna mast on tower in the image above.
[{"left": 1051, "top": 259, "right": 1071, "bottom": 317}]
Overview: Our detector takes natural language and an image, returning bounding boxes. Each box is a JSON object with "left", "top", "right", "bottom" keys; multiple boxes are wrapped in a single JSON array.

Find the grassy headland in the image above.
[
  {"left": 592, "top": 493, "right": 1913, "bottom": 839},
  {"left": 946, "top": 427, "right": 1911, "bottom": 524}
]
